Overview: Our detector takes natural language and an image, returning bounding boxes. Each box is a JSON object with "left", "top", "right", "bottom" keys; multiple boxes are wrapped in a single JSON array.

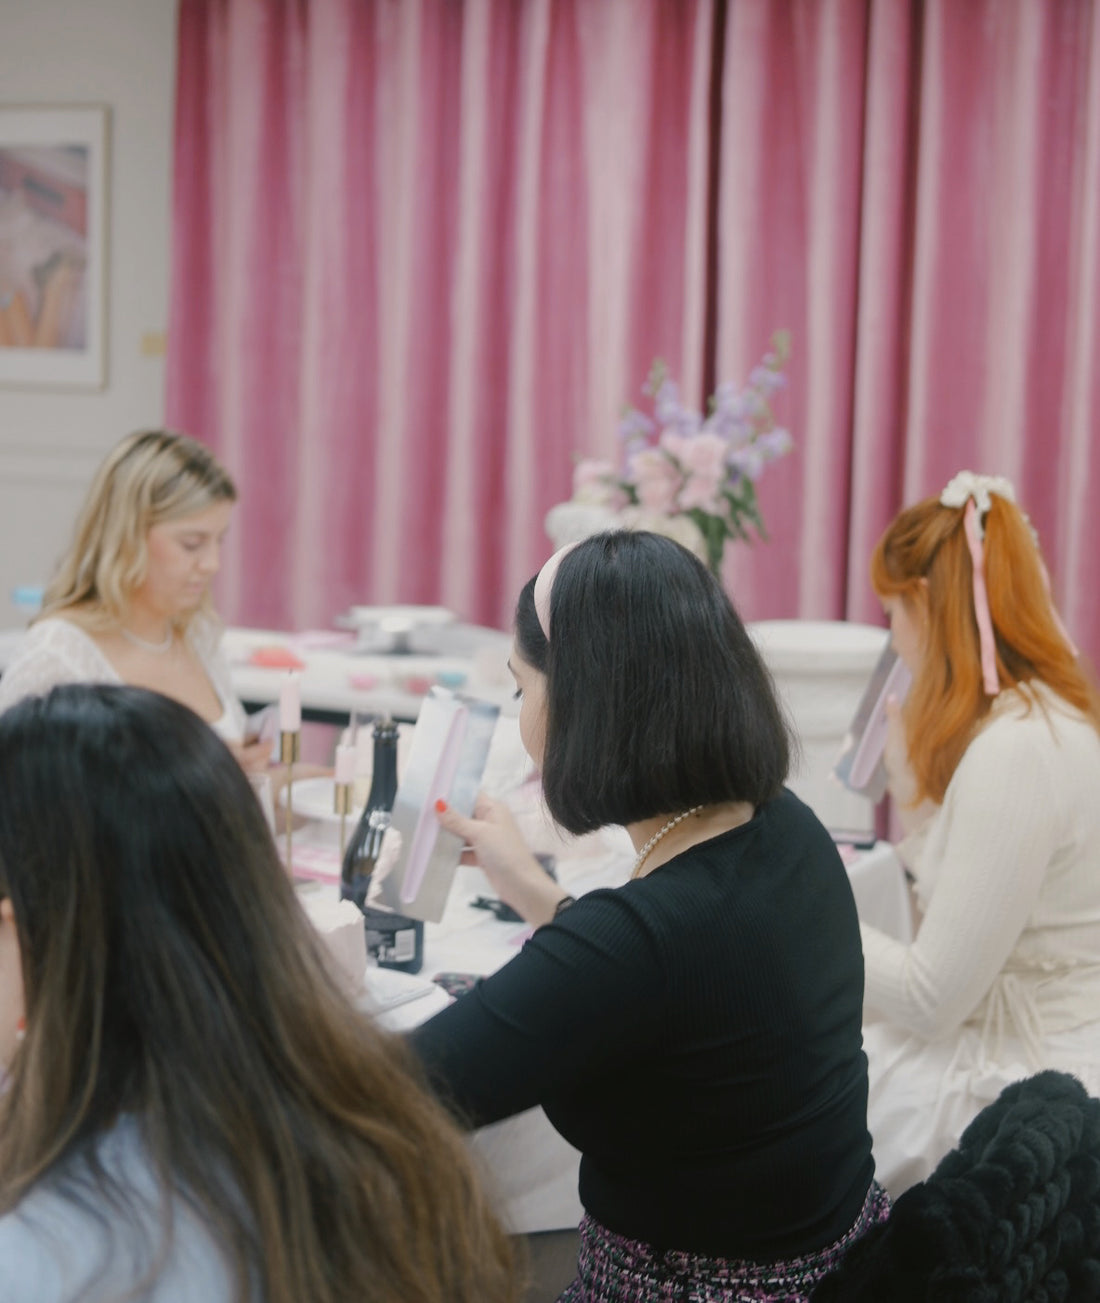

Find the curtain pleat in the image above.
[
  {"left": 168, "top": 0, "right": 712, "bottom": 632},
  {"left": 711, "top": 0, "right": 1100, "bottom": 663},
  {"left": 715, "top": 0, "right": 874, "bottom": 619}
]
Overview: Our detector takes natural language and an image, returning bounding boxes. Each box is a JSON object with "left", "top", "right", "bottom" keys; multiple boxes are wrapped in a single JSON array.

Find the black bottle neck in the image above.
[{"left": 365, "top": 719, "right": 399, "bottom": 812}]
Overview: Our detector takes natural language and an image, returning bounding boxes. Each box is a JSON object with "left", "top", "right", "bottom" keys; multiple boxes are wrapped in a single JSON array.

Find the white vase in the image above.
[
  {"left": 748, "top": 619, "right": 889, "bottom": 836},
  {"left": 545, "top": 500, "right": 710, "bottom": 567},
  {"left": 544, "top": 501, "right": 620, "bottom": 550}
]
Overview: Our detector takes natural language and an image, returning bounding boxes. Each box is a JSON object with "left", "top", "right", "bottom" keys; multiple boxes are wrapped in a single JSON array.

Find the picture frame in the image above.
[{"left": 0, "top": 104, "right": 110, "bottom": 389}]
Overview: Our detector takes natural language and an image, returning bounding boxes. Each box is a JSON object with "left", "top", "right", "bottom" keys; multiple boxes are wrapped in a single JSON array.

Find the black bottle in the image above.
[{"left": 339, "top": 717, "right": 424, "bottom": 973}]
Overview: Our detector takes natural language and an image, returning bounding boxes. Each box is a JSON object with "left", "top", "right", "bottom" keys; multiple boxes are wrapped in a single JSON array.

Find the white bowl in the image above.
[
  {"left": 345, "top": 605, "right": 455, "bottom": 632},
  {"left": 339, "top": 605, "right": 457, "bottom": 654}
]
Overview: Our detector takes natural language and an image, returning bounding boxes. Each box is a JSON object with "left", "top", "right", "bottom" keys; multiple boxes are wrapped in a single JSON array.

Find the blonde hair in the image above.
[
  {"left": 871, "top": 491, "right": 1100, "bottom": 805},
  {"left": 40, "top": 429, "right": 237, "bottom": 631}
]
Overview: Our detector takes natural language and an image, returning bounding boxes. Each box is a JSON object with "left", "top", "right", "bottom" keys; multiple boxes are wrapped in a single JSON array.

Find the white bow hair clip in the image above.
[{"left": 939, "top": 472, "right": 1016, "bottom": 537}]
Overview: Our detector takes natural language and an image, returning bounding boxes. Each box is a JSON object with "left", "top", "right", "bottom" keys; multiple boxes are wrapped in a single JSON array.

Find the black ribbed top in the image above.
[{"left": 411, "top": 789, "right": 874, "bottom": 1260}]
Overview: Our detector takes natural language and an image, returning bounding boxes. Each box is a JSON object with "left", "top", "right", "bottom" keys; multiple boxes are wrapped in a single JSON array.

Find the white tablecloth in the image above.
[
  {"left": 840, "top": 840, "right": 913, "bottom": 944},
  {"left": 0, "top": 624, "right": 515, "bottom": 724},
  {"left": 223, "top": 625, "right": 514, "bottom": 721}
]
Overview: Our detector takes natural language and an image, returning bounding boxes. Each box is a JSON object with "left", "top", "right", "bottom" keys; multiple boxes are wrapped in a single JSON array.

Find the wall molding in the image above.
[{"left": 0, "top": 450, "right": 102, "bottom": 485}]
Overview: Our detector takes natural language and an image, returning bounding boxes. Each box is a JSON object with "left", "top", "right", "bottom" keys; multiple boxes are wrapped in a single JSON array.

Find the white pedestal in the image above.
[{"left": 749, "top": 620, "right": 889, "bottom": 835}]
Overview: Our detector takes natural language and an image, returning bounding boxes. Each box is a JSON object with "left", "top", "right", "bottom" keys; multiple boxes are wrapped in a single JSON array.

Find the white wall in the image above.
[{"left": 0, "top": 0, "right": 177, "bottom": 626}]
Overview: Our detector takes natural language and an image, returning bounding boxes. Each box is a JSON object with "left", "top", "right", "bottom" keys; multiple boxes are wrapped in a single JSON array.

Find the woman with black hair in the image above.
[
  {"left": 419, "top": 530, "right": 887, "bottom": 1302},
  {"left": 0, "top": 684, "right": 519, "bottom": 1303}
]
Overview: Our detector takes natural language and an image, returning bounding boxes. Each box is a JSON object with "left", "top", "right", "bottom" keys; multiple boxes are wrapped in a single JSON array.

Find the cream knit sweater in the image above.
[{"left": 861, "top": 683, "right": 1100, "bottom": 1055}]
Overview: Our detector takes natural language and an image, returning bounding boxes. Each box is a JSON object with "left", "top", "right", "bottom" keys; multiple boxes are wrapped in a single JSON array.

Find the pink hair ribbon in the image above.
[
  {"left": 533, "top": 542, "right": 579, "bottom": 640},
  {"left": 963, "top": 498, "right": 1000, "bottom": 695}
]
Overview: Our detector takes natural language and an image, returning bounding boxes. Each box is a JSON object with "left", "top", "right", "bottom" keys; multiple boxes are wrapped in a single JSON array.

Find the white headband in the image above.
[{"left": 533, "top": 542, "right": 579, "bottom": 639}]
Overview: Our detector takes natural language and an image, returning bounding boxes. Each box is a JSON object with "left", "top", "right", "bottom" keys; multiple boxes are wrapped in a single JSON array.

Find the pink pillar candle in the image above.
[{"left": 279, "top": 671, "right": 302, "bottom": 733}]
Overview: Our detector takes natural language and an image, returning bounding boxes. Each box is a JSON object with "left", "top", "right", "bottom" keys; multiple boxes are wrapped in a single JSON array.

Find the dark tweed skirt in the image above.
[{"left": 556, "top": 1181, "right": 891, "bottom": 1302}]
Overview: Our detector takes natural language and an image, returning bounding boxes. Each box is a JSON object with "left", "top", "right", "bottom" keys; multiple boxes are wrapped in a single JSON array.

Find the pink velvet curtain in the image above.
[
  {"left": 168, "top": 0, "right": 1100, "bottom": 663},
  {"left": 714, "top": 0, "right": 1100, "bottom": 660},
  {"left": 168, "top": 0, "right": 714, "bottom": 631}
]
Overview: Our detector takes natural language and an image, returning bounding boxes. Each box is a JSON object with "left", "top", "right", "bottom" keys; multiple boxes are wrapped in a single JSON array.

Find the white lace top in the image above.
[{"left": 0, "top": 616, "right": 247, "bottom": 742}]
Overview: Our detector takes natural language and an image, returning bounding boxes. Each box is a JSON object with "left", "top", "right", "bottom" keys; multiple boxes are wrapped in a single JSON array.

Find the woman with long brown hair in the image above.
[
  {"left": 861, "top": 471, "right": 1100, "bottom": 1196},
  {"left": 0, "top": 683, "right": 519, "bottom": 1303}
]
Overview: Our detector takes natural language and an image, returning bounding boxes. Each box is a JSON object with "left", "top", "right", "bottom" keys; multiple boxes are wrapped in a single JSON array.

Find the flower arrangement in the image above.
[{"left": 564, "top": 331, "right": 793, "bottom": 576}]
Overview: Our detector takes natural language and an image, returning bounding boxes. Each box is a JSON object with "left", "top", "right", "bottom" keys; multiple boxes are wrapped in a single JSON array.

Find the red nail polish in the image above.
[{"left": 435, "top": 798, "right": 448, "bottom": 813}]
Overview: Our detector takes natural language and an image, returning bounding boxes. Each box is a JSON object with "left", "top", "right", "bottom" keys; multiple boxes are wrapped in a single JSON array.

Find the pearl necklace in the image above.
[
  {"left": 119, "top": 624, "right": 174, "bottom": 654},
  {"left": 632, "top": 806, "right": 703, "bottom": 879}
]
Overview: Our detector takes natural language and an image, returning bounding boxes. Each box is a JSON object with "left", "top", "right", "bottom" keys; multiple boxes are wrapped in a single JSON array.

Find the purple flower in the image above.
[
  {"left": 749, "top": 365, "right": 787, "bottom": 396},
  {"left": 618, "top": 408, "right": 655, "bottom": 446},
  {"left": 653, "top": 378, "right": 681, "bottom": 424},
  {"left": 728, "top": 445, "right": 766, "bottom": 482},
  {"left": 566, "top": 331, "right": 793, "bottom": 564},
  {"left": 711, "top": 381, "right": 740, "bottom": 409},
  {"left": 756, "top": 427, "right": 793, "bottom": 460},
  {"left": 650, "top": 382, "right": 700, "bottom": 437}
]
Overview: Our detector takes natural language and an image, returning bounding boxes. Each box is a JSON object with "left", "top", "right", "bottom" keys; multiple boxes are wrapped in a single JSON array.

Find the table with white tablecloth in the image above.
[
  {"left": 838, "top": 839, "right": 913, "bottom": 945},
  {"left": 224, "top": 624, "right": 516, "bottom": 723}
]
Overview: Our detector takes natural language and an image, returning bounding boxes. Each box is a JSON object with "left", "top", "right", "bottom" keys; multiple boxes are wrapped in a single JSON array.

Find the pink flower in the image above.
[
  {"left": 657, "top": 430, "right": 687, "bottom": 460},
  {"left": 655, "top": 432, "right": 728, "bottom": 512},
  {"left": 677, "top": 468, "right": 725, "bottom": 513},
  {"left": 572, "top": 458, "right": 628, "bottom": 509},
  {"left": 674, "top": 432, "right": 727, "bottom": 477},
  {"left": 629, "top": 448, "right": 682, "bottom": 514},
  {"left": 558, "top": 332, "right": 793, "bottom": 574}
]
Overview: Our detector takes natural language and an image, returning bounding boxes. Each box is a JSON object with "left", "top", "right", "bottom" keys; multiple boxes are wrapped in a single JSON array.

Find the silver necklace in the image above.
[
  {"left": 632, "top": 806, "right": 703, "bottom": 879},
  {"left": 119, "top": 624, "right": 174, "bottom": 654}
]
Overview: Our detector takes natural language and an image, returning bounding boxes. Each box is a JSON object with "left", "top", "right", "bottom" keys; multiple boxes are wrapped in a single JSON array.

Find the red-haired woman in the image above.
[{"left": 862, "top": 471, "right": 1100, "bottom": 1195}]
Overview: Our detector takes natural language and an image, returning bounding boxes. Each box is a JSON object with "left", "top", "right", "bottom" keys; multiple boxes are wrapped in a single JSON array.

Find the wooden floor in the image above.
[{"left": 518, "top": 1229, "right": 579, "bottom": 1303}]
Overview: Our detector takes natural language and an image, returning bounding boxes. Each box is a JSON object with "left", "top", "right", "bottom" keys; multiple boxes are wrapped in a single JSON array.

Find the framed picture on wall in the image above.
[{"left": 0, "top": 104, "right": 110, "bottom": 389}]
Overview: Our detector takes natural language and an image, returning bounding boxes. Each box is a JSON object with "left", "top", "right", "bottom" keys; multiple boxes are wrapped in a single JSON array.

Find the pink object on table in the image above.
[
  {"left": 286, "top": 841, "right": 341, "bottom": 883},
  {"left": 334, "top": 743, "right": 356, "bottom": 785},
  {"left": 348, "top": 673, "right": 379, "bottom": 691},
  {"left": 279, "top": 671, "right": 302, "bottom": 732},
  {"left": 248, "top": 645, "right": 306, "bottom": 669}
]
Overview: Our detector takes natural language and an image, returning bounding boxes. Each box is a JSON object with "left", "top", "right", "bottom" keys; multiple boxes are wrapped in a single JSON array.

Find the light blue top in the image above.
[{"left": 0, "top": 1118, "right": 252, "bottom": 1303}]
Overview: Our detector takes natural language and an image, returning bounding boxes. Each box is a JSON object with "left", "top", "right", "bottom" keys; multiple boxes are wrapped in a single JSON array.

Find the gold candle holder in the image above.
[
  {"left": 333, "top": 780, "right": 351, "bottom": 858},
  {"left": 281, "top": 730, "right": 300, "bottom": 872}
]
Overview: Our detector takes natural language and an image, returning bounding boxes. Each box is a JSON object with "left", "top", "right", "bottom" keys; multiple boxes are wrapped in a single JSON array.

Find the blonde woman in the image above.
[{"left": 0, "top": 429, "right": 267, "bottom": 776}]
